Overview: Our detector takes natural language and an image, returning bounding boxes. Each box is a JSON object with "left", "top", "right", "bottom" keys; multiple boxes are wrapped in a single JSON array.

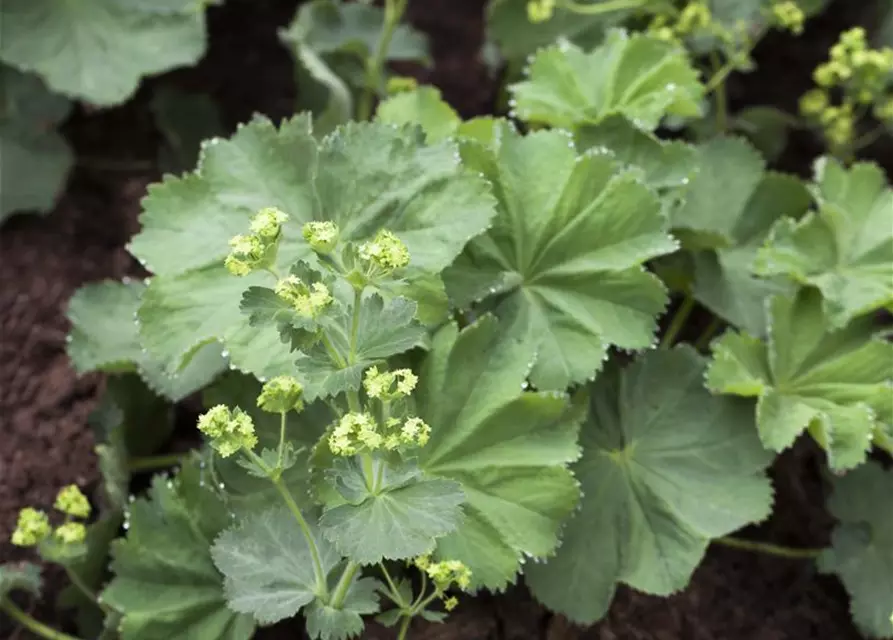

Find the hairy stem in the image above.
[
  {"left": 0, "top": 599, "right": 83, "bottom": 640},
  {"left": 349, "top": 288, "right": 363, "bottom": 365},
  {"left": 659, "top": 295, "right": 695, "bottom": 349},
  {"left": 330, "top": 561, "right": 361, "bottom": 608},
  {"left": 356, "top": 0, "right": 409, "bottom": 121},
  {"left": 396, "top": 615, "right": 412, "bottom": 640},
  {"left": 379, "top": 563, "right": 406, "bottom": 607},
  {"left": 276, "top": 411, "right": 287, "bottom": 471},
  {"left": 561, "top": 0, "right": 652, "bottom": 15},
  {"left": 245, "top": 450, "right": 330, "bottom": 599},
  {"left": 127, "top": 452, "right": 188, "bottom": 473},
  {"left": 715, "top": 535, "right": 823, "bottom": 559}
]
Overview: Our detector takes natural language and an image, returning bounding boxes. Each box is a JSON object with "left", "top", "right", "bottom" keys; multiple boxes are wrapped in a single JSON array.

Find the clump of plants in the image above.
[{"left": 2, "top": 1, "right": 892, "bottom": 639}]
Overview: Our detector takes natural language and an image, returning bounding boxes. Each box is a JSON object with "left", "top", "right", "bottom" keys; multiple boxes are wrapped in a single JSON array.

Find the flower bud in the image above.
[
  {"left": 55, "top": 485, "right": 91, "bottom": 518},
  {"left": 425, "top": 559, "right": 472, "bottom": 591},
  {"left": 275, "top": 276, "right": 333, "bottom": 319},
  {"left": 257, "top": 376, "right": 305, "bottom": 414},
  {"left": 302, "top": 221, "right": 340, "bottom": 255},
  {"left": 363, "top": 366, "right": 418, "bottom": 400},
  {"left": 526, "top": 0, "right": 555, "bottom": 23},
  {"left": 250, "top": 207, "right": 289, "bottom": 240},
  {"left": 11, "top": 508, "right": 50, "bottom": 547}
]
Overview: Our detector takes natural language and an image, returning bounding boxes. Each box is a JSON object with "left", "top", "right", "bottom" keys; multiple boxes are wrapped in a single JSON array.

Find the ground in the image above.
[{"left": 1, "top": 0, "right": 890, "bottom": 638}]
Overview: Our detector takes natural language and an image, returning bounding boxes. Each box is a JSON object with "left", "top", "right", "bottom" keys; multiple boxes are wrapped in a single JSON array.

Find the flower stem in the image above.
[
  {"left": 276, "top": 411, "right": 287, "bottom": 471},
  {"left": 714, "top": 535, "right": 823, "bottom": 559},
  {"left": 709, "top": 51, "right": 729, "bottom": 132},
  {"left": 379, "top": 563, "right": 406, "bottom": 607},
  {"left": 246, "top": 450, "right": 330, "bottom": 600},
  {"left": 356, "top": 0, "right": 409, "bottom": 121},
  {"left": 396, "top": 615, "right": 412, "bottom": 640},
  {"left": 330, "top": 561, "right": 361, "bottom": 608},
  {"left": 561, "top": 0, "right": 651, "bottom": 15},
  {"left": 127, "top": 452, "right": 188, "bottom": 474},
  {"left": 694, "top": 316, "right": 722, "bottom": 351},
  {"left": 349, "top": 288, "right": 363, "bottom": 364},
  {"left": 64, "top": 567, "right": 111, "bottom": 614},
  {"left": 0, "top": 599, "right": 83, "bottom": 640},
  {"left": 659, "top": 295, "right": 695, "bottom": 349}
]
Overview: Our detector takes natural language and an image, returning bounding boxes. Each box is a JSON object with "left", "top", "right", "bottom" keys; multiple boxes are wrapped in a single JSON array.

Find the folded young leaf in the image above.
[
  {"left": 415, "top": 315, "right": 583, "bottom": 590},
  {"left": 0, "top": 66, "right": 73, "bottom": 222},
  {"left": 510, "top": 29, "right": 704, "bottom": 131},
  {"left": 102, "top": 460, "right": 256, "bottom": 640},
  {"left": 672, "top": 137, "right": 813, "bottom": 335},
  {"left": 66, "top": 280, "right": 227, "bottom": 402},
  {"left": 318, "top": 458, "right": 464, "bottom": 564},
  {"left": 0, "top": 0, "right": 207, "bottom": 105},
  {"left": 819, "top": 462, "right": 893, "bottom": 639},
  {"left": 526, "top": 347, "right": 773, "bottom": 624},
  {"left": 130, "top": 115, "right": 495, "bottom": 380},
  {"left": 445, "top": 127, "right": 677, "bottom": 389},
  {"left": 755, "top": 158, "right": 893, "bottom": 328},
  {"left": 706, "top": 289, "right": 893, "bottom": 471},
  {"left": 0, "top": 562, "right": 41, "bottom": 599},
  {"left": 211, "top": 506, "right": 342, "bottom": 625}
]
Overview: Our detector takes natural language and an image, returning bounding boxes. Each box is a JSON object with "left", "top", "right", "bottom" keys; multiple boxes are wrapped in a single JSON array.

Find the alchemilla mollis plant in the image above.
[{"left": 2, "top": 1, "right": 893, "bottom": 639}]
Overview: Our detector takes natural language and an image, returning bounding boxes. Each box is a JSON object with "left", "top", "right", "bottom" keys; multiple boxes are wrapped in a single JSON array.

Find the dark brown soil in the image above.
[{"left": 1, "top": 0, "right": 888, "bottom": 638}]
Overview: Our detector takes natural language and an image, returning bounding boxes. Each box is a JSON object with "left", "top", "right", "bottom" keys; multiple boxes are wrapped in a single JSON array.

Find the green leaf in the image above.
[
  {"left": 486, "top": 0, "right": 629, "bottom": 60},
  {"left": 510, "top": 29, "right": 704, "bottom": 131},
  {"left": 755, "top": 157, "right": 893, "bottom": 328},
  {"left": 319, "top": 458, "right": 464, "bottom": 564},
  {"left": 575, "top": 115, "right": 697, "bottom": 190},
  {"left": 151, "top": 86, "right": 224, "bottom": 174},
  {"left": 0, "top": 66, "right": 73, "bottom": 222},
  {"left": 526, "top": 347, "right": 773, "bottom": 624},
  {"left": 203, "top": 373, "right": 329, "bottom": 517},
  {"left": 444, "top": 128, "right": 677, "bottom": 389},
  {"left": 376, "top": 87, "right": 461, "bottom": 143},
  {"left": 819, "top": 462, "right": 893, "bottom": 638},
  {"left": 673, "top": 137, "right": 813, "bottom": 335},
  {"left": 305, "top": 578, "right": 381, "bottom": 640},
  {"left": 0, "top": 562, "right": 41, "bottom": 599},
  {"left": 732, "top": 106, "right": 795, "bottom": 162},
  {"left": 280, "top": 0, "right": 430, "bottom": 130},
  {"left": 416, "top": 316, "right": 583, "bottom": 590},
  {"left": 295, "top": 291, "right": 426, "bottom": 400},
  {"left": 130, "top": 115, "right": 495, "bottom": 380},
  {"left": 66, "top": 280, "right": 227, "bottom": 402},
  {"left": 706, "top": 289, "right": 893, "bottom": 471},
  {"left": 211, "top": 506, "right": 340, "bottom": 624},
  {"left": 102, "top": 459, "right": 256, "bottom": 640},
  {"left": 0, "top": 0, "right": 208, "bottom": 105},
  {"left": 90, "top": 374, "right": 174, "bottom": 458}
]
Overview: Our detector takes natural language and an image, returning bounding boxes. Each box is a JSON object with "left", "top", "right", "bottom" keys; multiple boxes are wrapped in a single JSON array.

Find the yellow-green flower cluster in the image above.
[
  {"left": 386, "top": 75, "right": 419, "bottom": 95},
  {"left": 302, "top": 221, "right": 340, "bottom": 255},
  {"left": 257, "top": 375, "right": 304, "bottom": 414},
  {"left": 647, "top": 2, "right": 715, "bottom": 44},
  {"left": 55, "top": 484, "right": 91, "bottom": 518},
  {"left": 225, "top": 207, "right": 288, "bottom": 276},
  {"left": 770, "top": 1, "right": 805, "bottom": 35},
  {"left": 198, "top": 405, "right": 258, "bottom": 458},
  {"left": 11, "top": 485, "right": 92, "bottom": 547},
  {"left": 358, "top": 230, "right": 410, "bottom": 273},
  {"left": 800, "top": 27, "right": 893, "bottom": 148},
  {"left": 275, "top": 275, "right": 333, "bottom": 319},
  {"left": 526, "top": 0, "right": 555, "bottom": 23},
  {"left": 363, "top": 366, "right": 418, "bottom": 401},
  {"left": 328, "top": 412, "right": 431, "bottom": 456}
]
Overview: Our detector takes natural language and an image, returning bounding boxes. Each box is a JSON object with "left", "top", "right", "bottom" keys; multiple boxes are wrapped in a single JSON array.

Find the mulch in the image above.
[{"left": 1, "top": 0, "right": 888, "bottom": 638}]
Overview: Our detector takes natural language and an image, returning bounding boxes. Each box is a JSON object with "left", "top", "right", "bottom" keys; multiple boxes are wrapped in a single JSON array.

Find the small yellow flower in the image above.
[
  {"left": 425, "top": 559, "right": 472, "bottom": 591},
  {"left": 328, "top": 412, "right": 379, "bottom": 455},
  {"left": 771, "top": 1, "right": 804, "bottom": 35},
  {"left": 358, "top": 230, "right": 410, "bottom": 272},
  {"left": 275, "top": 276, "right": 333, "bottom": 319},
  {"left": 11, "top": 508, "right": 50, "bottom": 547},
  {"left": 250, "top": 207, "right": 289, "bottom": 240},
  {"left": 54, "top": 485, "right": 91, "bottom": 518},
  {"left": 198, "top": 405, "right": 258, "bottom": 458},
  {"left": 526, "top": 0, "right": 555, "bottom": 23},
  {"left": 302, "top": 221, "right": 340, "bottom": 255},
  {"left": 401, "top": 417, "right": 431, "bottom": 447},
  {"left": 363, "top": 367, "right": 418, "bottom": 400},
  {"left": 676, "top": 1, "right": 711, "bottom": 35},
  {"left": 443, "top": 596, "right": 459, "bottom": 611},
  {"left": 799, "top": 88, "right": 829, "bottom": 116},
  {"left": 54, "top": 522, "right": 87, "bottom": 545},
  {"left": 257, "top": 376, "right": 304, "bottom": 414},
  {"left": 386, "top": 76, "right": 419, "bottom": 95}
]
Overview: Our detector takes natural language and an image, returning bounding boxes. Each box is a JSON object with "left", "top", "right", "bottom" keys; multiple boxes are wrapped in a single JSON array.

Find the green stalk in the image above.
[
  {"left": 127, "top": 452, "right": 188, "bottom": 473},
  {"left": 349, "top": 288, "right": 363, "bottom": 364},
  {"left": 561, "top": 0, "right": 651, "bottom": 15},
  {"left": 0, "top": 599, "right": 83, "bottom": 640},
  {"left": 396, "top": 615, "right": 412, "bottom": 640},
  {"left": 659, "top": 295, "right": 695, "bottom": 349},
  {"left": 64, "top": 568, "right": 111, "bottom": 614},
  {"left": 276, "top": 411, "right": 288, "bottom": 471},
  {"left": 330, "top": 561, "right": 361, "bottom": 608},
  {"left": 356, "top": 0, "right": 409, "bottom": 121},
  {"left": 379, "top": 563, "right": 406, "bottom": 607},
  {"left": 694, "top": 316, "right": 722, "bottom": 352},
  {"left": 245, "top": 450, "right": 329, "bottom": 599},
  {"left": 708, "top": 51, "right": 729, "bottom": 132},
  {"left": 714, "top": 536, "right": 823, "bottom": 559}
]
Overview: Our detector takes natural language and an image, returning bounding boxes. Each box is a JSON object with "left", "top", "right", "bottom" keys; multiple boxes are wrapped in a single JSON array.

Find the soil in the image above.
[{"left": 1, "top": 0, "right": 890, "bottom": 639}]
